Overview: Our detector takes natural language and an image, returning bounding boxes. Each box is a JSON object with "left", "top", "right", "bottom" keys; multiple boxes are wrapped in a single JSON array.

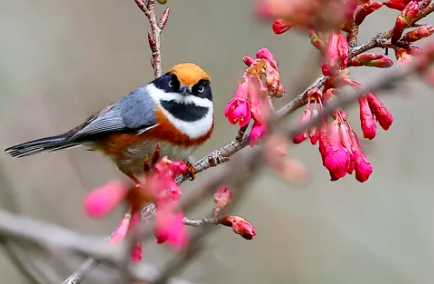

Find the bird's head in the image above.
[{"left": 149, "top": 63, "right": 213, "bottom": 123}]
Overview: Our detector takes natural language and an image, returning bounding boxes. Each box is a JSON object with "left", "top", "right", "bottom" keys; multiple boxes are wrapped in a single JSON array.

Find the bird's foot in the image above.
[
  {"left": 185, "top": 160, "right": 196, "bottom": 181},
  {"left": 143, "top": 144, "right": 161, "bottom": 173}
]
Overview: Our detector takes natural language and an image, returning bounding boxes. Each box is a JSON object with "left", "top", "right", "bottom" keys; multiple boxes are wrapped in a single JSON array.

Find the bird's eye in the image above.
[
  {"left": 168, "top": 80, "right": 174, "bottom": 87},
  {"left": 197, "top": 86, "right": 205, "bottom": 93}
]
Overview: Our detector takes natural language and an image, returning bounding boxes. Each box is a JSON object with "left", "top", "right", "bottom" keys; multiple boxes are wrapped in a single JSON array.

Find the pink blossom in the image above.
[
  {"left": 309, "top": 108, "right": 320, "bottom": 145},
  {"left": 293, "top": 108, "right": 312, "bottom": 144},
  {"left": 224, "top": 78, "right": 251, "bottom": 127},
  {"left": 321, "top": 121, "right": 350, "bottom": 180},
  {"left": 256, "top": 47, "right": 278, "bottom": 69},
  {"left": 213, "top": 186, "right": 233, "bottom": 205},
  {"left": 349, "top": 131, "right": 373, "bottom": 182},
  {"left": 249, "top": 120, "right": 267, "bottom": 147},
  {"left": 154, "top": 205, "right": 188, "bottom": 250},
  {"left": 248, "top": 74, "right": 270, "bottom": 124},
  {"left": 337, "top": 33, "right": 349, "bottom": 69},
  {"left": 323, "top": 31, "right": 340, "bottom": 75},
  {"left": 84, "top": 180, "right": 129, "bottom": 219},
  {"left": 359, "top": 96, "right": 377, "bottom": 140},
  {"left": 147, "top": 156, "right": 188, "bottom": 201}
]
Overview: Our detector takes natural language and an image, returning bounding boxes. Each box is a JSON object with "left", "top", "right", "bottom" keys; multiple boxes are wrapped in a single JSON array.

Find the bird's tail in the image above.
[{"left": 4, "top": 134, "right": 78, "bottom": 158}]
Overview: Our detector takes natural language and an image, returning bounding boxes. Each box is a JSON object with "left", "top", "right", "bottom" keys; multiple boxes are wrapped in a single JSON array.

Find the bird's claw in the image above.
[{"left": 185, "top": 161, "right": 196, "bottom": 181}]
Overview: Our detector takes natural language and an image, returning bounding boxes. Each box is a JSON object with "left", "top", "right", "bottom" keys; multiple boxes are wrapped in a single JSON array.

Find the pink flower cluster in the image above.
[
  {"left": 83, "top": 157, "right": 190, "bottom": 261},
  {"left": 224, "top": 48, "right": 284, "bottom": 146},
  {"left": 292, "top": 30, "right": 395, "bottom": 183},
  {"left": 251, "top": 0, "right": 434, "bottom": 182}
]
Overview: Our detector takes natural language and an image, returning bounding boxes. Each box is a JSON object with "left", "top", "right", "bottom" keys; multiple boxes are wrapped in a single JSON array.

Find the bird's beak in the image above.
[{"left": 180, "top": 86, "right": 190, "bottom": 95}]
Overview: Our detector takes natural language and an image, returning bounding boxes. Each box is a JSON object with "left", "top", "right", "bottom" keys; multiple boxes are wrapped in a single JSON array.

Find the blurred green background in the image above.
[{"left": 1, "top": 1, "right": 434, "bottom": 283}]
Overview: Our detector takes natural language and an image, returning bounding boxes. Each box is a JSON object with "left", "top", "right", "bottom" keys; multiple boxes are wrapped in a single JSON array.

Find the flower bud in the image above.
[
  {"left": 367, "top": 93, "right": 394, "bottom": 130},
  {"left": 359, "top": 96, "right": 377, "bottom": 140},
  {"left": 348, "top": 53, "right": 394, "bottom": 68},
  {"left": 309, "top": 30, "right": 326, "bottom": 52},
  {"left": 392, "top": 1, "right": 421, "bottom": 43},
  {"left": 243, "top": 56, "right": 256, "bottom": 67},
  {"left": 354, "top": 1, "right": 383, "bottom": 26},
  {"left": 272, "top": 19, "right": 293, "bottom": 34},
  {"left": 256, "top": 47, "right": 278, "bottom": 69},
  {"left": 400, "top": 25, "right": 434, "bottom": 42}
]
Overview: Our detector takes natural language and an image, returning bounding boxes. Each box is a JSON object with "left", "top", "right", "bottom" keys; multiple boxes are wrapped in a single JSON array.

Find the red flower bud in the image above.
[
  {"left": 359, "top": 96, "right": 377, "bottom": 140},
  {"left": 309, "top": 30, "right": 326, "bottom": 52},
  {"left": 256, "top": 47, "right": 278, "bottom": 69},
  {"left": 400, "top": 24, "right": 434, "bottom": 42},
  {"left": 349, "top": 131, "right": 373, "bottom": 182},
  {"left": 243, "top": 56, "right": 256, "bottom": 67},
  {"left": 232, "top": 219, "right": 256, "bottom": 240},
  {"left": 392, "top": 1, "right": 421, "bottom": 43},
  {"left": 348, "top": 53, "right": 394, "bottom": 68},
  {"left": 221, "top": 216, "right": 256, "bottom": 240},
  {"left": 272, "top": 19, "right": 293, "bottom": 34},
  {"left": 383, "top": 0, "right": 408, "bottom": 11},
  {"left": 337, "top": 34, "right": 349, "bottom": 69},
  {"left": 354, "top": 1, "right": 383, "bottom": 26},
  {"left": 367, "top": 93, "right": 394, "bottom": 130}
]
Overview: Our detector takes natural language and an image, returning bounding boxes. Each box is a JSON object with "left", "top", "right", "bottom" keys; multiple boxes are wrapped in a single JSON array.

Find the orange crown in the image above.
[{"left": 169, "top": 63, "right": 211, "bottom": 86}]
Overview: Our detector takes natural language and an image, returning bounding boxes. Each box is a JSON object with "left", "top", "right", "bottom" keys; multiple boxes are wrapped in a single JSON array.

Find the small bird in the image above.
[{"left": 5, "top": 63, "right": 214, "bottom": 183}]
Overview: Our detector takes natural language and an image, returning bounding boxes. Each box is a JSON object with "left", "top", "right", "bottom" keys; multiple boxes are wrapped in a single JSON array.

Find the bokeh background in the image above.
[{"left": 1, "top": 1, "right": 434, "bottom": 283}]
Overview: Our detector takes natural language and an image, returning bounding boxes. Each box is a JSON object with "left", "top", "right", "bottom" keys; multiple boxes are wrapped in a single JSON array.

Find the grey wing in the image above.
[{"left": 68, "top": 85, "right": 158, "bottom": 141}]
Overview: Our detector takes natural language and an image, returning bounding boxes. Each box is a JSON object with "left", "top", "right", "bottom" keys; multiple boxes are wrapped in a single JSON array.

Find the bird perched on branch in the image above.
[{"left": 5, "top": 63, "right": 214, "bottom": 183}]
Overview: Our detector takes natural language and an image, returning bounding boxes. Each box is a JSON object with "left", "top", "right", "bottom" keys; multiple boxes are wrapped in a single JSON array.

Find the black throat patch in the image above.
[{"left": 160, "top": 100, "right": 209, "bottom": 122}]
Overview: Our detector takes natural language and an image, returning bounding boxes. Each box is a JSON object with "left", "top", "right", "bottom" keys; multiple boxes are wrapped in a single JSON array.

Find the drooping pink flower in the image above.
[
  {"left": 224, "top": 78, "right": 251, "bottom": 127},
  {"left": 154, "top": 204, "right": 188, "bottom": 250},
  {"left": 309, "top": 108, "right": 321, "bottom": 145},
  {"left": 84, "top": 180, "right": 130, "bottom": 219},
  {"left": 323, "top": 31, "right": 340, "bottom": 76},
  {"left": 349, "top": 130, "right": 373, "bottom": 182},
  {"left": 250, "top": 120, "right": 267, "bottom": 147},
  {"left": 358, "top": 96, "right": 377, "bottom": 140},
  {"left": 320, "top": 120, "right": 350, "bottom": 180},
  {"left": 337, "top": 33, "right": 349, "bottom": 69},
  {"left": 108, "top": 211, "right": 142, "bottom": 262},
  {"left": 293, "top": 108, "right": 312, "bottom": 144},
  {"left": 366, "top": 93, "right": 394, "bottom": 130},
  {"left": 248, "top": 74, "right": 270, "bottom": 124}
]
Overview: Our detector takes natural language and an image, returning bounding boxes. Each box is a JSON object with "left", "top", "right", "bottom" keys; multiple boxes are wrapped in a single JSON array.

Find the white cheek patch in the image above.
[{"left": 146, "top": 84, "right": 214, "bottom": 139}]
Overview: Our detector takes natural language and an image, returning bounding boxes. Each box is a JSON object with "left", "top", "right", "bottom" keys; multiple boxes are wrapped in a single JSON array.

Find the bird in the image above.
[{"left": 4, "top": 63, "right": 214, "bottom": 184}]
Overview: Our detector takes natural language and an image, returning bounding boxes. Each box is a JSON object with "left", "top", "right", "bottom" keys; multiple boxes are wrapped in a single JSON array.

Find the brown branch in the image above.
[{"left": 134, "top": 0, "right": 170, "bottom": 77}]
